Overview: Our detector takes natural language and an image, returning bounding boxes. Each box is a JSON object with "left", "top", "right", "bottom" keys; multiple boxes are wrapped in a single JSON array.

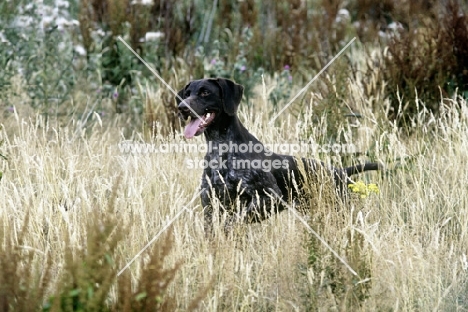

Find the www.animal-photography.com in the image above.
[{"left": 0, "top": 1, "right": 467, "bottom": 311}]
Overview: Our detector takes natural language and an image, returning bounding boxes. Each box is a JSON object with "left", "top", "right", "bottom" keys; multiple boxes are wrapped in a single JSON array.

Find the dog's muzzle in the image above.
[{"left": 177, "top": 101, "right": 216, "bottom": 139}]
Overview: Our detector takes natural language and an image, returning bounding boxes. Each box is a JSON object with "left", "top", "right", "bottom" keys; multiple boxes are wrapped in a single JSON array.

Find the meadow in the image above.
[{"left": 1, "top": 0, "right": 468, "bottom": 311}]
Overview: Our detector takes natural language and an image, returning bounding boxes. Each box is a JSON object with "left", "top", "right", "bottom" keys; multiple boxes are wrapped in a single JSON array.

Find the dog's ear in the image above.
[
  {"left": 212, "top": 78, "right": 244, "bottom": 116},
  {"left": 176, "top": 82, "right": 190, "bottom": 105}
]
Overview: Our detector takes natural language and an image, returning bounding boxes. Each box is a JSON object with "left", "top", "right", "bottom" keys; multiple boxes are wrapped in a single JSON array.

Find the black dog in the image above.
[{"left": 177, "top": 78, "right": 381, "bottom": 233}]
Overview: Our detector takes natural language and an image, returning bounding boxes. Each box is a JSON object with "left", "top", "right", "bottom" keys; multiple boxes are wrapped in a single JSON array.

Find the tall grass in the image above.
[
  {"left": 1, "top": 1, "right": 468, "bottom": 309},
  {"left": 0, "top": 68, "right": 467, "bottom": 310}
]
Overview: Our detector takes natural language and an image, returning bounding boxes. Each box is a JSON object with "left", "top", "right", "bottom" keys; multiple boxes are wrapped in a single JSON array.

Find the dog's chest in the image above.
[{"left": 203, "top": 149, "right": 247, "bottom": 189}]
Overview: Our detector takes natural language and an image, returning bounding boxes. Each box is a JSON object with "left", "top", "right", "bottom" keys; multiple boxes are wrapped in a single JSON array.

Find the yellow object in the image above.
[{"left": 348, "top": 181, "right": 380, "bottom": 198}]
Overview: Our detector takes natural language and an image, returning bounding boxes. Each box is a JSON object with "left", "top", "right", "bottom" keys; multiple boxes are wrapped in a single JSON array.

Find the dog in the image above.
[{"left": 177, "top": 78, "right": 381, "bottom": 234}]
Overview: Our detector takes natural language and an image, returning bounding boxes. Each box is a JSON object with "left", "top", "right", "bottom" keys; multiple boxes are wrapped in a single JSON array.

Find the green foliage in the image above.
[
  {"left": 0, "top": 2, "right": 77, "bottom": 114},
  {"left": 202, "top": 27, "right": 264, "bottom": 104},
  {"left": 269, "top": 65, "right": 293, "bottom": 108}
]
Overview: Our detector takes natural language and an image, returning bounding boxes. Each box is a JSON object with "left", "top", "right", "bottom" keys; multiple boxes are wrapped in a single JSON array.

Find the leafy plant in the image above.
[
  {"left": 269, "top": 65, "right": 293, "bottom": 108},
  {"left": 0, "top": 2, "right": 79, "bottom": 115},
  {"left": 203, "top": 27, "right": 264, "bottom": 104}
]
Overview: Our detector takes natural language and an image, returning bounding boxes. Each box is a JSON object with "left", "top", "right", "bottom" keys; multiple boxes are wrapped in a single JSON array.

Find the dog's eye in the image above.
[
  {"left": 184, "top": 90, "right": 191, "bottom": 97},
  {"left": 200, "top": 90, "right": 210, "bottom": 97}
]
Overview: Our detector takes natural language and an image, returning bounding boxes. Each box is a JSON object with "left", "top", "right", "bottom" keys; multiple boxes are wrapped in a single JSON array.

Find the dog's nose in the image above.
[
  {"left": 178, "top": 100, "right": 189, "bottom": 112},
  {"left": 177, "top": 101, "right": 191, "bottom": 120},
  {"left": 178, "top": 102, "right": 189, "bottom": 113}
]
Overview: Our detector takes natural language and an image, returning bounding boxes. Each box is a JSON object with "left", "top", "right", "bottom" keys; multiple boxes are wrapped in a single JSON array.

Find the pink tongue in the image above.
[{"left": 184, "top": 117, "right": 203, "bottom": 139}]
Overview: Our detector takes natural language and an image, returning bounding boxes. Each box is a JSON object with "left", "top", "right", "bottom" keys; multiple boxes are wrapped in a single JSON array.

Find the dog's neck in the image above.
[{"left": 204, "top": 114, "right": 260, "bottom": 145}]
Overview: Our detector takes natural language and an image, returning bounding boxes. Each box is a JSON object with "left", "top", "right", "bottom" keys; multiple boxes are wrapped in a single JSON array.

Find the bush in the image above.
[{"left": 377, "top": 0, "right": 468, "bottom": 124}]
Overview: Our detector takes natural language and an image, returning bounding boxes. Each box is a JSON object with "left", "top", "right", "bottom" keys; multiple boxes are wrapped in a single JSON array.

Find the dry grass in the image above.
[{"left": 1, "top": 63, "right": 468, "bottom": 311}]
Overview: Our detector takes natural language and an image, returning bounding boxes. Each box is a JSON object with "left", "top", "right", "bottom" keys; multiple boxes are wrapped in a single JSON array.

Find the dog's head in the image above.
[{"left": 177, "top": 78, "right": 244, "bottom": 139}]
